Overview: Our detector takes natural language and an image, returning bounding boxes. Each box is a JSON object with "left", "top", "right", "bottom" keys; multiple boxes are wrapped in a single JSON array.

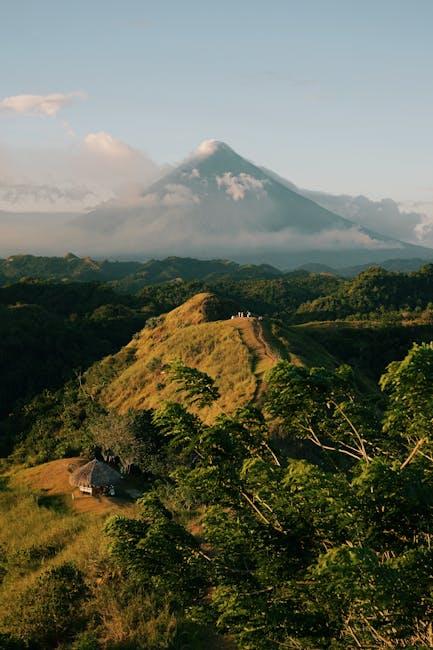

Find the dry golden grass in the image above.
[
  {"left": 0, "top": 460, "right": 140, "bottom": 641},
  {"left": 0, "top": 464, "right": 214, "bottom": 648},
  {"left": 99, "top": 293, "right": 282, "bottom": 421},
  {"left": 11, "top": 458, "right": 136, "bottom": 516}
]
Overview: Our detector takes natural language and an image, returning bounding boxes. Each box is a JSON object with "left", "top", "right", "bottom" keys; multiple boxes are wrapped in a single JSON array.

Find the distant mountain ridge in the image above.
[
  {"left": 0, "top": 253, "right": 281, "bottom": 287},
  {"left": 260, "top": 167, "right": 427, "bottom": 248},
  {"left": 298, "top": 257, "right": 433, "bottom": 277},
  {"left": 0, "top": 253, "right": 142, "bottom": 285},
  {"left": 3, "top": 252, "right": 433, "bottom": 289}
]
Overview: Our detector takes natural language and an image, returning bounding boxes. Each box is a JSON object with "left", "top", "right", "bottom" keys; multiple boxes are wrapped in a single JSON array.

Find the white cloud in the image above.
[
  {"left": 160, "top": 184, "right": 200, "bottom": 207},
  {"left": 84, "top": 131, "right": 136, "bottom": 158},
  {"left": 414, "top": 214, "right": 433, "bottom": 241},
  {"left": 0, "top": 133, "right": 161, "bottom": 213},
  {"left": 0, "top": 182, "right": 104, "bottom": 213},
  {"left": 216, "top": 172, "right": 267, "bottom": 201},
  {"left": 194, "top": 139, "right": 221, "bottom": 158},
  {"left": 0, "top": 92, "right": 86, "bottom": 117}
]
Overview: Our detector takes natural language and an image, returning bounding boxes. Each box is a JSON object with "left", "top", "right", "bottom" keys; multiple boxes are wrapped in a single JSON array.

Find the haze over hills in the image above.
[{"left": 1, "top": 140, "right": 432, "bottom": 268}]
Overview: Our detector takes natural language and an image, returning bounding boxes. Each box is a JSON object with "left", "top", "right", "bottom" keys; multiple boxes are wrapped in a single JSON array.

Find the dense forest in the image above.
[{"left": 2, "top": 259, "right": 433, "bottom": 647}]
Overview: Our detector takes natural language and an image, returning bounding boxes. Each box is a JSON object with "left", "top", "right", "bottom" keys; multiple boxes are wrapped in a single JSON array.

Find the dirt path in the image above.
[
  {"left": 252, "top": 319, "right": 278, "bottom": 364},
  {"left": 231, "top": 317, "right": 278, "bottom": 401}
]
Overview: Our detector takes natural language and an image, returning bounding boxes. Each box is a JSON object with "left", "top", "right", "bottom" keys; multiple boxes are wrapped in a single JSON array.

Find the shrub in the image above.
[{"left": 5, "top": 562, "right": 88, "bottom": 648}]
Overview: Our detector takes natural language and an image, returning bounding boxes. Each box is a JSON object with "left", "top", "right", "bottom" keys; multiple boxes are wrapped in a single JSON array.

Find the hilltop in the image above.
[
  {"left": 88, "top": 293, "right": 279, "bottom": 419},
  {"left": 85, "top": 292, "right": 336, "bottom": 420}
]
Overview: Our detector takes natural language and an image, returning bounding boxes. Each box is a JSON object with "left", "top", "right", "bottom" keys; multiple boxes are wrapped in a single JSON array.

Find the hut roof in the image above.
[{"left": 69, "top": 459, "right": 122, "bottom": 488}]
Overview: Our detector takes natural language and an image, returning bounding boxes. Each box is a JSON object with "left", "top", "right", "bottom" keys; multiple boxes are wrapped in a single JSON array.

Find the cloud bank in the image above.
[
  {"left": 0, "top": 161, "right": 405, "bottom": 262},
  {"left": 0, "top": 133, "right": 161, "bottom": 212},
  {"left": 306, "top": 192, "right": 425, "bottom": 245},
  {"left": 0, "top": 90, "right": 158, "bottom": 211}
]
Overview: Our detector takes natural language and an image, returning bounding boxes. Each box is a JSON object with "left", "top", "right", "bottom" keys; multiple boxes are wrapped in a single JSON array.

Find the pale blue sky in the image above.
[{"left": 1, "top": 0, "right": 433, "bottom": 203}]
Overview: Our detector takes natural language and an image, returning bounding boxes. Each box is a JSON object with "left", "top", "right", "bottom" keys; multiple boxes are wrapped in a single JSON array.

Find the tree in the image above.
[
  {"left": 105, "top": 494, "right": 207, "bottom": 606},
  {"left": 265, "top": 361, "right": 374, "bottom": 463},
  {"left": 381, "top": 342, "right": 433, "bottom": 457},
  {"left": 92, "top": 409, "right": 162, "bottom": 474},
  {"left": 168, "top": 360, "right": 220, "bottom": 407}
]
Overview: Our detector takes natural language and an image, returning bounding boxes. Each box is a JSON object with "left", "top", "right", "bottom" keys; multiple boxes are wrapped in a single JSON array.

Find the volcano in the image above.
[{"left": 75, "top": 140, "right": 433, "bottom": 268}]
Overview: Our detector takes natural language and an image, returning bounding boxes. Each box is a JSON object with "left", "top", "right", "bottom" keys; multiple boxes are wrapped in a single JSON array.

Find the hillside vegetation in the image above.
[
  {"left": 0, "top": 254, "right": 281, "bottom": 288},
  {"left": 0, "top": 281, "right": 150, "bottom": 426},
  {"left": 5, "top": 259, "right": 433, "bottom": 647},
  {"left": 89, "top": 293, "right": 282, "bottom": 420}
]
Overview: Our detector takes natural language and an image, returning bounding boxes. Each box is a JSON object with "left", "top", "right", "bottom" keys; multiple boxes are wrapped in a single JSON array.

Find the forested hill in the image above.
[
  {"left": 5, "top": 265, "right": 433, "bottom": 647},
  {"left": 296, "top": 263, "right": 433, "bottom": 321},
  {"left": 0, "top": 253, "right": 142, "bottom": 284},
  {"left": 4, "top": 263, "right": 433, "bottom": 424},
  {"left": 0, "top": 254, "right": 281, "bottom": 287},
  {"left": 0, "top": 282, "right": 152, "bottom": 427},
  {"left": 135, "top": 263, "right": 433, "bottom": 323}
]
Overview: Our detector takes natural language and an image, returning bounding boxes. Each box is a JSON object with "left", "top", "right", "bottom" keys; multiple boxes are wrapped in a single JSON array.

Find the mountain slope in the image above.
[
  {"left": 77, "top": 140, "right": 433, "bottom": 267},
  {"left": 85, "top": 292, "right": 337, "bottom": 421},
  {"left": 261, "top": 166, "right": 428, "bottom": 249}
]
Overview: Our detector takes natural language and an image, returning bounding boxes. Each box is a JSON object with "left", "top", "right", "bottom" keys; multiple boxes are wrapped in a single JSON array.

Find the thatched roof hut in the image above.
[{"left": 69, "top": 459, "right": 121, "bottom": 495}]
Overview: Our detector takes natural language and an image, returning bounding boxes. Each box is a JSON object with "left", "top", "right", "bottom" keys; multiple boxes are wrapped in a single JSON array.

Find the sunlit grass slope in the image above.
[
  {"left": 89, "top": 293, "right": 282, "bottom": 420},
  {"left": 0, "top": 462, "right": 122, "bottom": 631},
  {"left": 86, "top": 292, "right": 341, "bottom": 421}
]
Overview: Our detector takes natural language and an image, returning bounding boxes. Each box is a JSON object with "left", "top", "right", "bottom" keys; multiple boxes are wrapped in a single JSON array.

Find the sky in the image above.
[{"left": 0, "top": 0, "right": 432, "bottom": 214}]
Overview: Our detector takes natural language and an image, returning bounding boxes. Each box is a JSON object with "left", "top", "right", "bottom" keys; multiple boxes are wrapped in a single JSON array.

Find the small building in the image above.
[{"left": 69, "top": 459, "right": 122, "bottom": 496}]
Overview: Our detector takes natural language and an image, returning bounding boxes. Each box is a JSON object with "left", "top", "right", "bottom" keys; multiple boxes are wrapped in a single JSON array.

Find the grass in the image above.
[
  {"left": 97, "top": 294, "right": 284, "bottom": 421},
  {"left": 11, "top": 458, "right": 137, "bottom": 515},
  {"left": 0, "top": 460, "right": 225, "bottom": 648},
  {"left": 0, "top": 458, "right": 137, "bottom": 606},
  {"left": 105, "top": 319, "right": 257, "bottom": 419},
  {"left": 271, "top": 321, "right": 338, "bottom": 369},
  {"left": 0, "top": 477, "right": 85, "bottom": 624},
  {"left": 0, "top": 460, "right": 144, "bottom": 644},
  {"left": 86, "top": 292, "right": 348, "bottom": 421}
]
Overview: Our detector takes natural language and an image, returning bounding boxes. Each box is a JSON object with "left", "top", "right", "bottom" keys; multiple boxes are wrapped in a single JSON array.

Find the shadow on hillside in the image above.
[
  {"left": 36, "top": 492, "right": 69, "bottom": 513},
  {"left": 0, "top": 476, "right": 10, "bottom": 492}
]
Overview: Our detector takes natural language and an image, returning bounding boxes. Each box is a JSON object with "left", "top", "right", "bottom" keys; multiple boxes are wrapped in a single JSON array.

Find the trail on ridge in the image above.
[{"left": 232, "top": 317, "right": 278, "bottom": 401}]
